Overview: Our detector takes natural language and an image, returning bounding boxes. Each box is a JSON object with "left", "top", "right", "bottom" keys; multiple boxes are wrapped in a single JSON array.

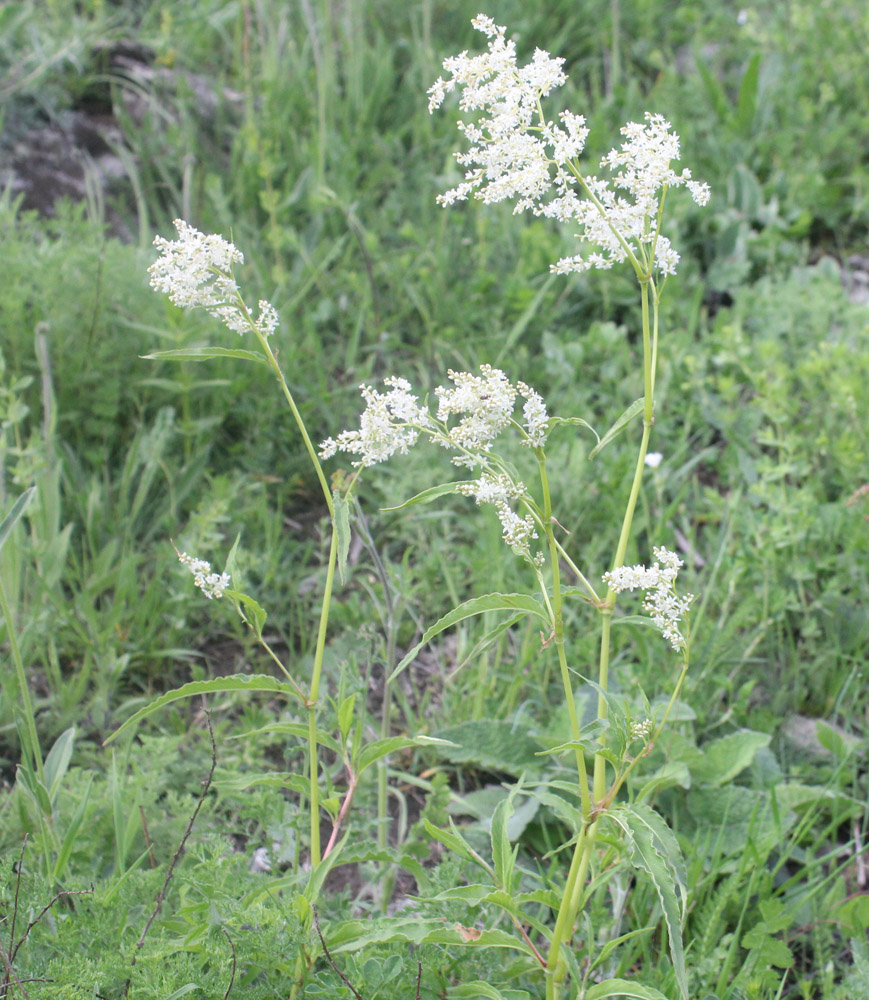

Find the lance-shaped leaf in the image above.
[
  {"left": 389, "top": 593, "right": 550, "bottom": 682},
  {"left": 141, "top": 347, "right": 268, "bottom": 365},
  {"left": 547, "top": 415, "right": 600, "bottom": 445},
  {"left": 104, "top": 675, "right": 303, "bottom": 744},
  {"left": 355, "top": 735, "right": 457, "bottom": 775},
  {"left": 380, "top": 481, "right": 475, "bottom": 512},
  {"left": 589, "top": 398, "right": 644, "bottom": 459},
  {"left": 585, "top": 979, "right": 670, "bottom": 1000},
  {"left": 333, "top": 491, "right": 352, "bottom": 585},
  {"left": 0, "top": 486, "right": 36, "bottom": 553}
]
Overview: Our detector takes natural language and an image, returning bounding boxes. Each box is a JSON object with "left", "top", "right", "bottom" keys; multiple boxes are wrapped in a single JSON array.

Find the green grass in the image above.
[{"left": 1, "top": 0, "right": 867, "bottom": 997}]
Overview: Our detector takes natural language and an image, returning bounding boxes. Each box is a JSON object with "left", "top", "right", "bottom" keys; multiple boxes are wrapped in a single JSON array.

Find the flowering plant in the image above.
[
  {"left": 118, "top": 13, "right": 708, "bottom": 999},
  {"left": 320, "top": 14, "right": 708, "bottom": 1000}
]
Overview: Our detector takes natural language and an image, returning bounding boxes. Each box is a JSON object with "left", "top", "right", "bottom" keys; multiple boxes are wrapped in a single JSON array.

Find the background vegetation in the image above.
[{"left": 0, "top": 0, "right": 866, "bottom": 997}]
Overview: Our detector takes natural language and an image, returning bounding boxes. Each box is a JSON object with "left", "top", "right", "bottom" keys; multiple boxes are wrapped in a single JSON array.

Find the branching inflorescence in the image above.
[
  {"left": 428, "top": 14, "right": 709, "bottom": 276},
  {"left": 321, "top": 365, "right": 548, "bottom": 562}
]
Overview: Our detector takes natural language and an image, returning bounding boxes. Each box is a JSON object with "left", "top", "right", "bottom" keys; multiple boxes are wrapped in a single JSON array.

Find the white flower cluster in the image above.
[
  {"left": 320, "top": 367, "right": 549, "bottom": 561},
  {"left": 178, "top": 551, "right": 231, "bottom": 600},
  {"left": 436, "top": 365, "right": 518, "bottom": 458},
  {"left": 547, "top": 114, "right": 710, "bottom": 276},
  {"left": 518, "top": 382, "right": 548, "bottom": 447},
  {"left": 603, "top": 546, "right": 693, "bottom": 651},
  {"left": 456, "top": 473, "right": 538, "bottom": 558},
  {"left": 629, "top": 718, "right": 652, "bottom": 742},
  {"left": 429, "top": 17, "right": 710, "bottom": 275},
  {"left": 428, "top": 14, "right": 584, "bottom": 214},
  {"left": 319, "top": 377, "right": 432, "bottom": 468},
  {"left": 320, "top": 366, "right": 549, "bottom": 469},
  {"left": 148, "top": 219, "right": 279, "bottom": 338}
]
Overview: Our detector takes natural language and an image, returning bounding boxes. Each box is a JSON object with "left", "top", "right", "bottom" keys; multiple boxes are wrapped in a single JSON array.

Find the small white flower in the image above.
[
  {"left": 178, "top": 550, "right": 231, "bottom": 600},
  {"left": 603, "top": 546, "right": 693, "bottom": 651},
  {"left": 456, "top": 473, "right": 538, "bottom": 558},
  {"left": 644, "top": 452, "right": 663, "bottom": 469},
  {"left": 629, "top": 718, "right": 652, "bottom": 741}
]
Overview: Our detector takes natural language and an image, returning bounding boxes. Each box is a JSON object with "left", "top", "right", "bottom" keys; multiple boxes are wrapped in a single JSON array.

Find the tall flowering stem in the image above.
[
  {"left": 148, "top": 220, "right": 336, "bottom": 868},
  {"left": 427, "top": 17, "right": 706, "bottom": 999}
]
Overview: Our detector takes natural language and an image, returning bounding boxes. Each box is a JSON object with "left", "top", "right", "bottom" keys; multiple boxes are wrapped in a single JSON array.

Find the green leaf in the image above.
[
  {"left": 691, "top": 730, "right": 771, "bottom": 786},
  {"left": 491, "top": 782, "right": 521, "bottom": 891},
  {"left": 53, "top": 775, "right": 92, "bottom": 881},
  {"left": 537, "top": 720, "right": 608, "bottom": 757},
  {"left": 333, "top": 492, "right": 351, "bottom": 585},
  {"left": 635, "top": 762, "right": 692, "bottom": 801},
  {"left": 434, "top": 720, "right": 545, "bottom": 776},
  {"left": 547, "top": 415, "right": 600, "bottom": 445},
  {"left": 163, "top": 985, "right": 202, "bottom": 999},
  {"left": 234, "top": 721, "right": 341, "bottom": 754},
  {"left": 325, "top": 917, "right": 531, "bottom": 956},
  {"left": 0, "top": 486, "right": 36, "bottom": 554},
  {"left": 297, "top": 831, "right": 350, "bottom": 914},
  {"left": 424, "top": 818, "right": 493, "bottom": 875},
  {"left": 141, "top": 347, "right": 268, "bottom": 365},
  {"left": 226, "top": 590, "right": 267, "bottom": 641},
  {"left": 44, "top": 726, "right": 76, "bottom": 805},
  {"left": 15, "top": 752, "right": 52, "bottom": 817},
  {"left": 356, "top": 735, "right": 456, "bottom": 774},
  {"left": 585, "top": 978, "right": 671, "bottom": 1000},
  {"left": 695, "top": 55, "right": 730, "bottom": 124},
  {"left": 389, "top": 594, "right": 549, "bottom": 682},
  {"left": 590, "top": 928, "right": 656, "bottom": 973},
  {"left": 104, "top": 675, "right": 303, "bottom": 744},
  {"left": 611, "top": 614, "right": 656, "bottom": 630},
  {"left": 380, "top": 481, "right": 475, "bottom": 512},
  {"left": 608, "top": 804, "right": 687, "bottom": 1000},
  {"left": 450, "top": 614, "right": 527, "bottom": 679},
  {"left": 214, "top": 771, "right": 310, "bottom": 796},
  {"left": 736, "top": 52, "right": 761, "bottom": 135},
  {"left": 225, "top": 533, "right": 243, "bottom": 589},
  {"left": 589, "top": 398, "right": 644, "bottom": 459},
  {"left": 337, "top": 694, "right": 356, "bottom": 741},
  {"left": 450, "top": 983, "right": 532, "bottom": 1000},
  {"left": 815, "top": 720, "right": 858, "bottom": 758}
]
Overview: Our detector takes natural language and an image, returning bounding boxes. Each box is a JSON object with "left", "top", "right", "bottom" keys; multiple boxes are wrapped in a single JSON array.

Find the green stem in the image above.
[
  {"left": 545, "top": 819, "right": 600, "bottom": 1000},
  {"left": 250, "top": 324, "right": 337, "bottom": 869},
  {"left": 307, "top": 527, "right": 338, "bottom": 868},
  {"left": 546, "top": 279, "right": 659, "bottom": 1000},
  {"left": 257, "top": 333, "right": 333, "bottom": 516},
  {"left": 539, "top": 455, "right": 590, "bottom": 814}
]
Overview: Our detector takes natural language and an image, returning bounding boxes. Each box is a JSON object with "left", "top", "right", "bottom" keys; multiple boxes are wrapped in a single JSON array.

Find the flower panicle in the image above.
[
  {"left": 178, "top": 550, "right": 231, "bottom": 600},
  {"left": 430, "top": 17, "right": 710, "bottom": 276},
  {"left": 148, "top": 219, "right": 279, "bottom": 338},
  {"left": 603, "top": 546, "right": 693, "bottom": 651},
  {"left": 320, "top": 366, "right": 549, "bottom": 562},
  {"left": 319, "top": 365, "right": 549, "bottom": 470}
]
